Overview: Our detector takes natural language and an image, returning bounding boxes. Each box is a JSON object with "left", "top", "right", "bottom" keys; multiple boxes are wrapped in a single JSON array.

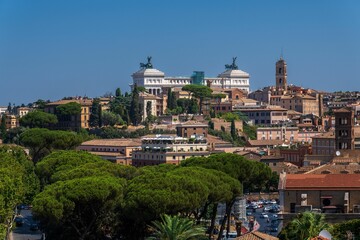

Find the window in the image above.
[
  {"left": 173, "top": 156, "right": 176, "bottom": 160},
  {"left": 279, "top": 68, "right": 282, "bottom": 74}
]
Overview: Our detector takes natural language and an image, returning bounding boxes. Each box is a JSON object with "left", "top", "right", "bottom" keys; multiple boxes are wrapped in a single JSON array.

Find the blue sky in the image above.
[{"left": 0, "top": 0, "right": 359, "bottom": 105}]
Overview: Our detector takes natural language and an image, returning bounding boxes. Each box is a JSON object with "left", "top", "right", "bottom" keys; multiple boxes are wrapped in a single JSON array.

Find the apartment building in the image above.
[
  {"left": 132, "top": 135, "right": 209, "bottom": 166},
  {"left": 176, "top": 121, "right": 208, "bottom": 138},
  {"left": 77, "top": 139, "right": 141, "bottom": 165},
  {"left": 234, "top": 106, "right": 288, "bottom": 126},
  {"left": 311, "top": 131, "right": 336, "bottom": 156},
  {"left": 44, "top": 98, "right": 92, "bottom": 130},
  {"left": 257, "top": 126, "right": 298, "bottom": 142}
]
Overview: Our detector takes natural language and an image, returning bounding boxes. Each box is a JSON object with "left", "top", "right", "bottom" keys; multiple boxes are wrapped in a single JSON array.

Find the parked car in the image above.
[
  {"left": 30, "top": 223, "right": 39, "bottom": 231},
  {"left": 269, "top": 206, "right": 280, "bottom": 213},
  {"left": 264, "top": 206, "right": 272, "bottom": 211},
  {"left": 15, "top": 217, "right": 24, "bottom": 227}
]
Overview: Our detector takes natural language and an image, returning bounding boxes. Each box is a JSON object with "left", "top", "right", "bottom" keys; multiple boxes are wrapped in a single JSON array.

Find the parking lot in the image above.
[{"left": 246, "top": 201, "right": 283, "bottom": 236}]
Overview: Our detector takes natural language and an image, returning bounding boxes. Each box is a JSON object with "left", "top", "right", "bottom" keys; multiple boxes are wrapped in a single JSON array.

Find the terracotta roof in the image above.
[
  {"left": 283, "top": 174, "right": 360, "bottom": 190},
  {"left": 238, "top": 106, "right": 287, "bottom": 112},
  {"left": 80, "top": 139, "right": 142, "bottom": 147},
  {"left": 247, "top": 140, "right": 283, "bottom": 147},
  {"left": 207, "top": 134, "right": 233, "bottom": 145},
  {"left": 312, "top": 131, "right": 335, "bottom": 139},
  {"left": 280, "top": 94, "right": 315, "bottom": 100},
  {"left": 310, "top": 236, "right": 330, "bottom": 240},
  {"left": 287, "top": 110, "right": 302, "bottom": 115},
  {"left": 304, "top": 163, "right": 360, "bottom": 174},
  {"left": 234, "top": 150, "right": 262, "bottom": 157},
  {"left": 88, "top": 151, "right": 125, "bottom": 157},
  {"left": 47, "top": 99, "right": 93, "bottom": 106},
  {"left": 237, "top": 231, "right": 279, "bottom": 240}
]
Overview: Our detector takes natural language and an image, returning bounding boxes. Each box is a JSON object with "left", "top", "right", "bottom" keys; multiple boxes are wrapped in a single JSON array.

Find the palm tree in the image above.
[
  {"left": 283, "top": 211, "right": 330, "bottom": 240},
  {"left": 147, "top": 214, "right": 205, "bottom": 240}
]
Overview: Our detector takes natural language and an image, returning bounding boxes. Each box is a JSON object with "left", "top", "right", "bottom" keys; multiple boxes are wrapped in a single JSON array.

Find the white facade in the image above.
[
  {"left": 0, "top": 107, "right": 7, "bottom": 115},
  {"left": 131, "top": 65, "right": 250, "bottom": 95}
]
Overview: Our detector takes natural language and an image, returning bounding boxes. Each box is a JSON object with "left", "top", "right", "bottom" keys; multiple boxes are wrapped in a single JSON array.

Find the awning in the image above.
[{"left": 320, "top": 196, "right": 333, "bottom": 199}]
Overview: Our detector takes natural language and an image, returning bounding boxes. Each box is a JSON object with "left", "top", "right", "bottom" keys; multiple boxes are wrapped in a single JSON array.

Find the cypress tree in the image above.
[
  {"left": 130, "top": 84, "right": 141, "bottom": 126},
  {"left": 231, "top": 119, "right": 236, "bottom": 139},
  {"left": 146, "top": 101, "right": 152, "bottom": 119},
  {"left": 167, "top": 89, "right": 173, "bottom": 110},
  {"left": 115, "top": 88, "right": 122, "bottom": 97},
  {"left": 0, "top": 114, "right": 6, "bottom": 140},
  {"left": 90, "top": 98, "right": 102, "bottom": 127}
]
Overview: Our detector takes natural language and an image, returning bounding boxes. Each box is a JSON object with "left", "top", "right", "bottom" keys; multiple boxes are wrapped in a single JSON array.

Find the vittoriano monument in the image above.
[
  {"left": 140, "top": 56, "right": 153, "bottom": 69},
  {"left": 225, "top": 57, "right": 238, "bottom": 70}
]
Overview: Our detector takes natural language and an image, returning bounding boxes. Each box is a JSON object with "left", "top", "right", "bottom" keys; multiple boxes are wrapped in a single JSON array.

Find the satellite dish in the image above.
[
  {"left": 319, "top": 230, "right": 332, "bottom": 239},
  {"left": 336, "top": 151, "right": 341, "bottom": 156}
]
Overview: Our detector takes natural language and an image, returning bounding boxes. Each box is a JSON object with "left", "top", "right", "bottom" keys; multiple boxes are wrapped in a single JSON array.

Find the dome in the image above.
[
  {"left": 218, "top": 69, "right": 249, "bottom": 78},
  {"left": 132, "top": 68, "right": 165, "bottom": 78}
]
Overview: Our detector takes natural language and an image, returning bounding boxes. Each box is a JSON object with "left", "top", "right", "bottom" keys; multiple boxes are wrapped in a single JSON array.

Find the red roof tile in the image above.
[{"left": 284, "top": 174, "right": 360, "bottom": 190}]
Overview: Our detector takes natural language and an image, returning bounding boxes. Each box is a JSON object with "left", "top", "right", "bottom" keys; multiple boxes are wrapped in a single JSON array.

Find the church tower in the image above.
[{"left": 275, "top": 57, "right": 287, "bottom": 91}]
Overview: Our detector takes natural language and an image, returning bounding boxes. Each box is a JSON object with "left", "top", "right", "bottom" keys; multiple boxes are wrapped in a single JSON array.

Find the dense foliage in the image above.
[
  {"left": 0, "top": 146, "right": 39, "bottom": 239},
  {"left": 182, "top": 85, "right": 213, "bottom": 114},
  {"left": 331, "top": 219, "right": 360, "bottom": 240},
  {"left": 55, "top": 102, "right": 82, "bottom": 116},
  {"left": 20, "top": 128, "right": 88, "bottom": 162},
  {"left": 19, "top": 110, "right": 58, "bottom": 128},
  {"left": 278, "top": 212, "right": 330, "bottom": 240},
  {"left": 148, "top": 214, "right": 205, "bottom": 240},
  {"left": 30, "top": 152, "right": 271, "bottom": 240}
]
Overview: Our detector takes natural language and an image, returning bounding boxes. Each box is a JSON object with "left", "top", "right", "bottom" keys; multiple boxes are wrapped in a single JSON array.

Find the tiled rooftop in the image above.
[
  {"left": 282, "top": 174, "right": 360, "bottom": 190},
  {"left": 237, "top": 231, "right": 279, "bottom": 240},
  {"left": 80, "top": 139, "right": 142, "bottom": 147}
]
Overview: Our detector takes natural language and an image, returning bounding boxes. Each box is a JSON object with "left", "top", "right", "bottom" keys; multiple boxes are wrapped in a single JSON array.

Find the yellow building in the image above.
[
  {"left": 5, "top": 115, "right": 19, "bottom": 129},
  {"left": 44, "top": 98, "right": 92, "bottom": 130},
  {"left": 77, "top": 138, "right": 142, "bottom": 165}
]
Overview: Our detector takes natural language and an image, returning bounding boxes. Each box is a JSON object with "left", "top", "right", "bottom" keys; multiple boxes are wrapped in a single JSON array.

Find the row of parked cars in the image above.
[{"left": 246, "top": 199, "right": 279, "bottom": 210}]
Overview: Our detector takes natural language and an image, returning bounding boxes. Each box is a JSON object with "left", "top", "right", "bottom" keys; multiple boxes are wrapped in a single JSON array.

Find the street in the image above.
[
  {"left": 247, "top": 207, "right": 283, "bottom": 237},
  {"left": 10, "top": 209, "right": 43, "bottom": 240}
]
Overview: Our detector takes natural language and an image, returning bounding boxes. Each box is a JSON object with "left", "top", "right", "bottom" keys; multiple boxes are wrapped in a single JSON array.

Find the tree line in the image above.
[{"left": 29, "top": 152, "right": 275, "bottom": 240}]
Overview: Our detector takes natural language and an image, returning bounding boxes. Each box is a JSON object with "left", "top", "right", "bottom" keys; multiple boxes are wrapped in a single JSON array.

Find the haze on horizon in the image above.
[{"left": 0, "top": 0, "right": 359, "bottom": 105}]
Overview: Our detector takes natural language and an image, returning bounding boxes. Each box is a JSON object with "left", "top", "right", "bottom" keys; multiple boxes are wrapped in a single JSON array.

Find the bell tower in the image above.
[{"left": 276, "top": 57, "right": 287, "bottom": 91}]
